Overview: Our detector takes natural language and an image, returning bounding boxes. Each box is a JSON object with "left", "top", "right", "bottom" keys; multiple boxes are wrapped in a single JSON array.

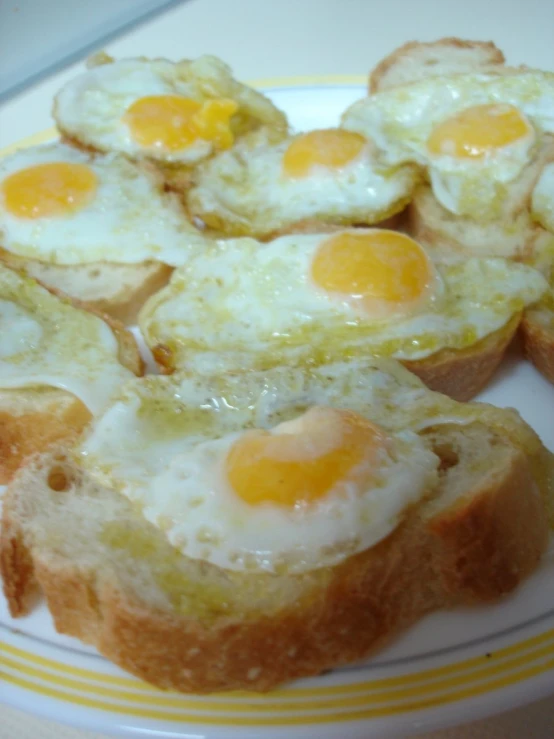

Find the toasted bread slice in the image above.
[
  {"left": 0, "top": 264, "right": 143, "bottom": 482},
  {"left": 522, "top": 303, "right": 554, "bottom": 384},
  {"left": 408, "top": 186, "right": 542, "bottom": 261},
  {"left": 369, "top": 38, "right": 506, "bottom": 93},
  {"left": 404, "top": 313, "right": 520, "bottom": 401},
  {"left": 0, "top": 249, "right": 173, "bottom": 325},
  {"left": 1, "top": 398, "right": 551, "bottom": 693}
]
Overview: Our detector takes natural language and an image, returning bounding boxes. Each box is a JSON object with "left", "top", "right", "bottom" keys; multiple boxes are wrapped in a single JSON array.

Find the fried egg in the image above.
[
  {"left": 532, "top": 162, "right": 554, "bottom": 233},
  {"left": 0, "top": 263, "right": 135, "bottom": 412},
  {"left": 139, "top": 229, "right": 547, "bottom": 374},
  {"left": 342, "top": 71, "right": 554, "bottom": 220},
  {"left": 53, "top": 55, "right": 288, "bottom": 166},
  {"left": 188, "top": 128, "right": 419, "bottom": 237},
  {"left": 78, "top": 363, "right": 440, "bottom": 574},
  {"left": 0, "top": 143, "right": 207, "bottom": 265}
]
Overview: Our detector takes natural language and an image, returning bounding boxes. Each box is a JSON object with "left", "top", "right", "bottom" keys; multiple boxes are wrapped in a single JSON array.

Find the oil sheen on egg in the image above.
[
  {"left": 78, "top": 370, "right": 439, "bottom": 574},
  {"left": 188, "top": 128, "right": 419, "bottom": 236},
  {"left": 53, "top": 56, "right": 287, "bottom": 165},
  {"left": 0, "top": 143, "right": 207, "bottom": 265},
  {"left": 0, "top": 263, "right": 135, "bottom": 413},
  {"left": 532, "top": 162, "right": 554, "bottom": 233},
  {"left": 139, "top": 229, "right": 547, "bottom": 374},
  {"left": 342, "top": 71, "right": 554, "bottom": 220}
]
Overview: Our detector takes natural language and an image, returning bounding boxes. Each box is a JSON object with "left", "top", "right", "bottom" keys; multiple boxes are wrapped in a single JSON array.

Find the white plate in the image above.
[{"left": 1, "top": 79, "right": 553, "bottom": 739}]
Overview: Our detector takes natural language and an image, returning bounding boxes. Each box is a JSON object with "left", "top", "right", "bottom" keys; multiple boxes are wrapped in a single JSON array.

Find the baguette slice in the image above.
[
  {"left": 1, "top": 415, "right": 550, "bottom": 693},
  {"left": 408, "top": 186, "right": 543, "bottom": 261},
  {"left": 522, "top": 303, "right": 554, "bottom": 384},
  {"left": 520, "top": 231, "right": 554, "bottom": 384},
  {"left": 2, "top": 358, "right": 552, "bottom": 693},
  {"left": 0, "top": 249, "right": 173, "bottom": 326},
  {"left": 369, "top": 38, "right": 506, "bottom": 93},
  {"left": 404, "top": 313, "right": 520, "bottom": 401},
  {"left": 0, "top": 266, "right": 143, "bottom": 482}
]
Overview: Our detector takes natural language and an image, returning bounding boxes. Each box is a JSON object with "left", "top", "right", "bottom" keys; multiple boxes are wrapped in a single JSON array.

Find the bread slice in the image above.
[
  {"left": 404, "top": 313, "right": 520, "bottom": 401},
  {"left": 522, "top": 303, "right": 554, "bottom": 384},
  {"left": 408, "top": 186, "right": 544, "bottom": 261},
  {"left": 369, "top": 38, "right": 506, "bottom": 93},
  {"left": 0, "top": 249, "right": 173, "bottom": 326},
  {"left": 519, "top": 231, "right": 554, "bottom": 383},
  {"left": 0, "top": 267, "right": 143, "bottom": 482},
  {"left": 1, "top": 407, "right": 550, "bottom": 693}
]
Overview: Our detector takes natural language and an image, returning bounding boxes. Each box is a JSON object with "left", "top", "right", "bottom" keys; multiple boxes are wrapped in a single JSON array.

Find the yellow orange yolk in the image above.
[
  {"left": 311, "top": 230, "right": 433, "bottom": 307},
  {"left": 225, "top": 407, "right": 390, "bottom": 507},
  {"left": 427, "top": 104, "right": 531, "bottom": 159},
  {"left": 2, "top": 162, "right": 97, "bottom": 219},
  {"left": 124, "top": 95, "right": 238, "bottom": 151},
  {"left": 283, "top": 129, "right": 366, "bottom": 177}
]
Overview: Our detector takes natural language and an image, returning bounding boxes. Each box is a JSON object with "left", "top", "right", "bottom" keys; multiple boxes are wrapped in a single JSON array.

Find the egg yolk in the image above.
[
  {"left": 311, "top": 230, "right": 433, "bottom": 308},
  {"left": 124, "top": 95, "right": 238, "bottom": 151},
  {"left": 226, "top": 406, "right": 389, "bottom": 507},
  {"left": 427, "top": 104, "right": 530, "bottom": 159},
  {"left": 2, "top": 162, "right": 98, "bottom": 219},
  {"left": 283, "top": 129, "right": 366, "bottom": 177}
]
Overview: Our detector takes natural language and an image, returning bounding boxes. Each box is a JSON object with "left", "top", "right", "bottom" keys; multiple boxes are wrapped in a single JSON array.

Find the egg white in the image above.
[
  {"left": 188, "top": 131, "right": 419, "bottom": 236},
  {"left": 0, "top": 143, "right": 207, "bottom": 265},
  {"left": 0, "top": 263, "right": 135, "bottom": 413},
  {"left": 139, "top": 231, "right": 547, "bottom": 374},
  {"left": 78, "top": 369, "right": 439, "bottom": 574},
  {"left": 342, "top": 71, "right": 554, "bottom": 219},
  {"left": 53, "top": 56, "right": 287, "bottom": 165}
]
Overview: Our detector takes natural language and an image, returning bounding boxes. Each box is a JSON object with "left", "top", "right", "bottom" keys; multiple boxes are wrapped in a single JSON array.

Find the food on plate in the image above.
[
  {"left": 1, "top": 359, "right": 551, "bottom": 692},
  {"left": 532, "top": 162, "right": 554, "bottom": 234},
  {"left": 53, "top": 53, "right": 288, "bottom": 190},
  {"left": 0, "top": 142, "right": 208, "bottom": 322},
  {"left": 408, "top": 183, "right": 550, "bottom": 260},
  {"left": 139, "top": 228, "right": 547, "bottom": 400},
  {"left": 521, "top": 215, "right": 554, "bottom": 384},
  {"left": 0, "top": 263, "right": 142, "bottom": 482},
  {"left": 343, "top": 56, "right": 554, "bottom": 259},
  {"left": 368, "top": 38, "right": 506, "bottom": 93},
  {"left": 187, "top": 127, "right": 419, "bottom": 238}
]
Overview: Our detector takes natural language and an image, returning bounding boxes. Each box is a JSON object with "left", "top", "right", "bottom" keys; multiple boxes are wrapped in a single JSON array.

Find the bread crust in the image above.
[
  {"left": 0, "top": 394, "right": 90, "bottom": 484},
  {"left": 521, "top": 306, "right": 554, "bottom": 384},
  {"left": 403, "top": 314, "right": 521, "bottom": 401},
  {"left": 369, "top": 38, "right": 506, "bottom": 93},
  {"left": 1, "top": 431, "right": 548, "bottom": 693}
]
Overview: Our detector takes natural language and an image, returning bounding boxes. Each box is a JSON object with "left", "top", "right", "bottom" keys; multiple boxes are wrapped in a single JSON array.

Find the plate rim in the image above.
[{"left": 0, "top": 76, "right": 553, "bottom": 738}]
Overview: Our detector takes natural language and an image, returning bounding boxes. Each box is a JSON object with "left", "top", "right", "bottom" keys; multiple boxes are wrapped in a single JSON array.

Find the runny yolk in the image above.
[
  {"left": 2, "top": 162, "right": 98, "bottom": 219},
  {"left": 311, "top": 230, "right": 433, "bottom": 307},
  {"left": 282, "top": 128, "right": 366, "bottom": 177},
  {"left": 427, "top": 103, "right": 530, "bottom": 159},
  {"left": 124, "top": 95, "right": 238, "bottom": 151},
  {"left": 225, "top": 406, "right": 390, "bottom": 507}
]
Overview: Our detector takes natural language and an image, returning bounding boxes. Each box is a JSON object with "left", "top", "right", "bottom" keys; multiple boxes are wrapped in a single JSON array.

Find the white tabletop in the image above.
[{"left": 1, "top": 0, "right": 553, "bottom": 737}]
